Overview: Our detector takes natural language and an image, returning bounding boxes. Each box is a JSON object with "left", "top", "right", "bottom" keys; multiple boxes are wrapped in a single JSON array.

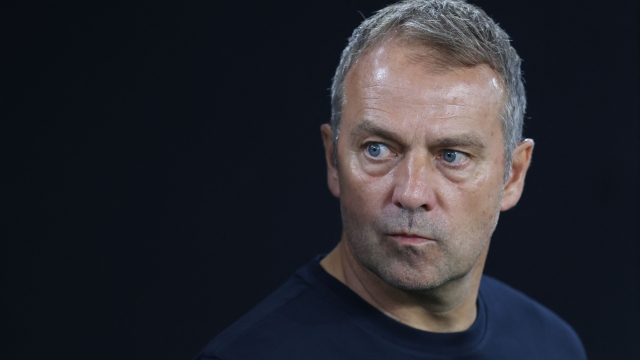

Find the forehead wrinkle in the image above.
[
  {"left": 353, "top": 106, "right": 396, "bottom": 123},
  {"left": 359, "top": 81, "right": 493, "bottom": 110},
  {"left": 362, "top": 97, "right": 481, "bottom": 119}
]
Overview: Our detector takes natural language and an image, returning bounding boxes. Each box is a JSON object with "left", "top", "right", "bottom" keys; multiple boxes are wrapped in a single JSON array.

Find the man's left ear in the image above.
[{"left": 500, "top": 139, "right": 534, "bottom": 211}]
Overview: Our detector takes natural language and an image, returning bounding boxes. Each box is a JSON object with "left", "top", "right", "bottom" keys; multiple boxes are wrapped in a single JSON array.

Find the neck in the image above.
[{"left": 320, "top": 233, "right": 487, "bottom": 333}]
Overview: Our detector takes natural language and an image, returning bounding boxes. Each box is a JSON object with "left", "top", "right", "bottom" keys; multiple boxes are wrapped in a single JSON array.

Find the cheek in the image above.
[
  {"left": 340, "top": 157, "right": 394, "bottom": 216},
  {"left": 443, "top": 171, "right": 503, "bottom": 224}
]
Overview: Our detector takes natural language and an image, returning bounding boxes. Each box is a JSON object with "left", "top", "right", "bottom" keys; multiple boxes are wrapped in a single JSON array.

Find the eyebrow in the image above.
[
  {"left": 429, "top": 134, "right": 486, "bottom": 150},
  {"left": 350, "top": 120, "right": 405, "bottom": 145},
  {"left": 350, "top": 119, "right": 486, "bottom": 151}
]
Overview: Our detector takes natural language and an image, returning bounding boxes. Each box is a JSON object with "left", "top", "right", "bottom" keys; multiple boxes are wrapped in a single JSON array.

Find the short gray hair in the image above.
[{"left": 330, "top": 0, "right": 525, "bottom": 177}]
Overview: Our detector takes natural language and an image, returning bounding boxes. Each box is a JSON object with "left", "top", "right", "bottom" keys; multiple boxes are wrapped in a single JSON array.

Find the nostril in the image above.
[{"left": 391, "top": 186, "right": 432, "bottom": 211}]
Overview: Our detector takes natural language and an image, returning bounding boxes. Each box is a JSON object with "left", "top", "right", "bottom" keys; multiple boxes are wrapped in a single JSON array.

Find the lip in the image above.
[{"left": 388, "top": 233, "right": 436, "bottom": 245}]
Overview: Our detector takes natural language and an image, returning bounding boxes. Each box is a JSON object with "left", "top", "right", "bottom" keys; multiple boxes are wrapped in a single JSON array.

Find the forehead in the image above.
[{"left": 342, "top": 40, "right": 505, "bottom": 134}]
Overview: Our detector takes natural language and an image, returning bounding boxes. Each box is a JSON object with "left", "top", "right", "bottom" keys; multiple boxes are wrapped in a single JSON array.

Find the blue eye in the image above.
[
  {"left": 442, "top": 150, "right": 467, "bottom": 164},
  {"left": 366, "top": 143, "right": 390, "bottom": 158},
  {"left": 368, "top": 143, "right": 381, "bottom": 157}
]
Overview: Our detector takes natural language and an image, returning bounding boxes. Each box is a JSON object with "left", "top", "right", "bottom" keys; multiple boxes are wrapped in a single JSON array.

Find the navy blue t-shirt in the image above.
[{"left": 195, "top": 256, "right": 586, "bottom": 359}]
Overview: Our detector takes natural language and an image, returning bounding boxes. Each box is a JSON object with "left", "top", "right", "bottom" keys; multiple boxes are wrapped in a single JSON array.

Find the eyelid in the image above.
[
  {"left": 363, "top": 137, "right": 402, "bottom": 150},
  {"left": 439, "top": 148, "right": 471, "bottom": 158},
  {"left": 363, "top": 140, "right": 390, "bottom": 151}
]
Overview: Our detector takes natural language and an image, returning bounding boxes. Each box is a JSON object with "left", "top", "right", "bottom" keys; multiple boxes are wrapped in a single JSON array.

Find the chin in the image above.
[{"left": 371, "top": 261, "right": 460, "bottom": 291}]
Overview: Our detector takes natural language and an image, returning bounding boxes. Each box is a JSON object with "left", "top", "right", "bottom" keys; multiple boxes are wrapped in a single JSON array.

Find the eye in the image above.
[
  {"left": 366, "top": 143, "right": 391, "bottom": 158},
  {"left": 442, "top": 150, "right": 468, "bottom": 165}
]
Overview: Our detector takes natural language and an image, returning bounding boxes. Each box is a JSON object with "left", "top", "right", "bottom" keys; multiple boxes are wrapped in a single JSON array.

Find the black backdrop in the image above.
[{"left": 3, "top": 0, "right": 639, "bottom": 359}]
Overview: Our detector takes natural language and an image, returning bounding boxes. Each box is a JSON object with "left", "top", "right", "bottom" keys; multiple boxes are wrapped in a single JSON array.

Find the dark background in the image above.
[{"left": 3, "top": 0, "right": 639, "bottom": 359}]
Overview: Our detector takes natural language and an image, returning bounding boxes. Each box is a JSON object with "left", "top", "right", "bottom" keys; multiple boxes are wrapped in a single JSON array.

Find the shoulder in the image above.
[
  {"left": 194, "top": 262, "right": 339, "bottom": 360},
  {"left": 480, "top": 275, "right": 587, "bottom": 359},
  {"left": 479, "top": 275, "right": 572, "bottom": 329},
  {"left": 194, "top": 274, "right": 310, "bottom": 360}
]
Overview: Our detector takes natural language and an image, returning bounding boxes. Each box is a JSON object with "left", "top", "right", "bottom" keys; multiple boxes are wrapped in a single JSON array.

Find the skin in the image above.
[{"left": 320, "top": 40, "right": 534, "bottom": 333}]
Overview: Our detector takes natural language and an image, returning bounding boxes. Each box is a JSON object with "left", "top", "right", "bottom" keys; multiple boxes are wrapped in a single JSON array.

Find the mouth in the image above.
[{"left": 387, "top": 232, "right": 436, "bottom": 245}]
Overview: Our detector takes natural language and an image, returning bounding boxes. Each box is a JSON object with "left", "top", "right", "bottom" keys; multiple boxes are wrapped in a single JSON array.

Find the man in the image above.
[{"left": 195, "top": 0, "right": 586, "bottom": 358}]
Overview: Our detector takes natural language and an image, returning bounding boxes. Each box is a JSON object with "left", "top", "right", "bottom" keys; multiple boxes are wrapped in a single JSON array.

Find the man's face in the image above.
[{"left": 331, "top": 41, "right": 508, "bottom": 291}]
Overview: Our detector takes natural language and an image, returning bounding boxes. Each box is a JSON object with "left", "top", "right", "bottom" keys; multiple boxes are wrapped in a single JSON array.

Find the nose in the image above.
[{"left": 391, "top": 152, "right": 436, "bottom": 211}]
